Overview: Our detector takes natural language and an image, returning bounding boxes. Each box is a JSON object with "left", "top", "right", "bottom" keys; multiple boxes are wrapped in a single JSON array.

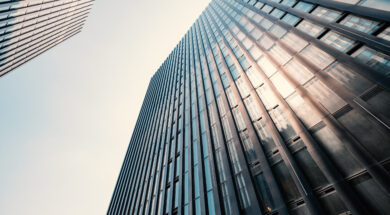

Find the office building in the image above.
[
  {"left": 108, "top": 0, "right": 390, "bottom": 214},
  {"left": 0, "top": 0, "right": 94, "bottom": 77}
]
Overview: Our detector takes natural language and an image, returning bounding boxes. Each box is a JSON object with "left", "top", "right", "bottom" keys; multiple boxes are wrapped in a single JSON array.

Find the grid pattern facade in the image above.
[
  {"left": 108, "top": 0, "right": 390, "bottom": 214},
  {"left": 0, "top": 0, "right": 94, "bottom": 77}
]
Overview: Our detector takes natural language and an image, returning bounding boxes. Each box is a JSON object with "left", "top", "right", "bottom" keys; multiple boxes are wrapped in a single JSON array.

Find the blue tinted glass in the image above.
[
  {"left": 208, "top": 191, "right": 216, "bottom": 215},
  {"left": 282, "top": 14, "right": 300, "bottom": 25},
  {"left": 205, "top": 158, "right": 213, "bottom": 190},
  {"left": 194, "top": 164, "right": 200, "bottom": 197}
]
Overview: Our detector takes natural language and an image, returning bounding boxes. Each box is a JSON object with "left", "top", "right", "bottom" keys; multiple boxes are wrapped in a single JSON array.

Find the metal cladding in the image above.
[
  {"left": 0, "top": 0, "right": 94, "bottom": 77},
  {"left": 108, "top": 0, "right": 390, "bottom": 214}
]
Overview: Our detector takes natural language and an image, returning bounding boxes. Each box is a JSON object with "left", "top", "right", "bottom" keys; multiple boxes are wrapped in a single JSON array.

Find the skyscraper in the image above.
[
  {"left": 108, "top": 0, "right": 390, "bottom": 214},
  {"left": 0, "top": 0, "right": 94, "bottom": 77}
]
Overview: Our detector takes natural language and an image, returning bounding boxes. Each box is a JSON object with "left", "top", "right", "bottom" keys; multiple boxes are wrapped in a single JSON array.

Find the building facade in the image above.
[
  {"left": 0, "top": 0, "right": 94, "bottom": 77},
  {"left": 108, "top": 0, "right": 390, "bottom": 214}
]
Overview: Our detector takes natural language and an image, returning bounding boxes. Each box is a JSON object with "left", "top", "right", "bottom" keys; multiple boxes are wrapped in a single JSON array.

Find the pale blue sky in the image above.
[{"left": 0, "top": 1, "right": 210, "bottom": 214}]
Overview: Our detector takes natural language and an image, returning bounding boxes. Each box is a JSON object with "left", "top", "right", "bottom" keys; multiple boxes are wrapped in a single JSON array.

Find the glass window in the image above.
[
  {"left": 254, "top": 2, "right": 264, "bottom": 9},
  {"left": 222, "top": 116, "right": 233, "bottom": 140},
  {"left": 254, "top": 119, "right": 277, "bottom": 153},
  {"left": 257, "top": 84, "right": 278, "bottom": 109},
  {"left": 258, "top": 35, "right": 274, "bottom": 50},
  {"left": 184, "top": 172, "right": 189, "bottom": 204},
  {"left": 281, "top": 32, "right": 308, "bottom": 52},
  {"left": 204, "top": 158, "right": 213, "bottom": 190},
  {"left": 282, "top": 13, "right": 300, "bottom": 26},
  {"left": 245, "top": 22, "right": 255, "bottom": 32},
  {"left": 270, "top": 72, "right": 295, "bottom": 98},
  {"left": 221, "top": 73, "right": 230, "bottom": 88},
  {"left": 262, "top": 5, "right": 273, "bottom": 13},
  {"left": 303, "top": 77, "right": 347, "bottom": 113},
  {"left": 249, "top": 46, "right": 263, "bottom": 60},
  {"left": 300, "top": 45, "right": 335, "bottom": 69},
  {"left": 321, "top": 31, "right": 356, "bottom": 52},
  {"left": 250, "top": 28, "right": 263, "bottom": 40},
  {"left": 280, "top": 0, "right": 296, "bottom": 7},
  {"left": 272, "top": 161, "right": 301, "bottom": 201},
  {"left": 270, "top": 8, "right": 285, "bottom": 19},
  {"left": 236, "top": 173, "right": 251, "bottom": 209},
  {"left": 312, "top": 126, "right": 362, "bottom": 176},
  {"left": 257, "top": 56, "right": 277, "bottom": 77},
  {"left": 174, "top": 182, "right": 180, "bottom": 208},
  {"left": 294, "top": 1, "right": 314, "bottom": 12},
  {"left": 242, "top": 37, "right": 254, "bottom": 49},
  {"left": 246, "top": 66, "right": 264, "bottom": 88},
  {"left": 244, "top": 96, "right": 262, "bottom": 120},
  {"left": 260, "top": 18, "right": 273, "bottom": 30},
  {"left": 284, "top": 58, "right": 314, "bottom": 84},
  {"left": 269, "top": 106, "right": 297, "bottom": 140},
  {"left": 269, "top": 44, "right": 292, "bottom": 65},
  {"left": 340, "top": 15, "right": 380, "bottom": 34},
  {"left": 378, "top": 27, "right": 390, "bottom": 41},
  {"left": 352, "top": 46, "right": 390, "bottom": 76},
  {"left": 296, "top": 20, "right": 325, "bottom": 37},
  {"left": 195, "top": 198, "right": 201, "bottom": 215},
  {"left": 226, "top": 87, "right": 238, "bottom": 107},
  {"left": 325, "top": 62, "right": 373, "bottom": 95},
  {"left": 194, "top": 164, "right": 200, "bottom": 197},
  {"left": 286, "top": 92, "right": 321, "bottom": 128},
  {"left": 240, "top": 130, "right": 258, "bottom": 163},
  {"left": 269, "top": 24, "right": 287, "bottom": 38},
  {"left": 358, "top": 0, "right": 390, "bottom": 12},
  {"left": 236, "top": 31, "right": 246, "bottom": 41},
  {"left": 256, "top": 173, "right": 275, "bottom": 212},
  {"left": 207, "top": 191, "right": 216, "bottom": 215},
  {"left": 233, "top": 108, "right": 246, "bottom": 131},
  {"left": 311, "top": 6, "right": 342, "bottom": 22},
  {"left": 236, "top": 77, "right": 250, "bottom": 98}
]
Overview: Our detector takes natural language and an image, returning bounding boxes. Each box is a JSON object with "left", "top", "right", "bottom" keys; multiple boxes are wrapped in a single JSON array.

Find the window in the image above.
[
  {"left": 260, "top": 18, "right": 273, "bottom": 30},
  {"left": 254, "top": 119, "right": 277, "bottom": 153},
  {"left": 207, "top": 191, "right": 216, "bottom": 215},
  {"left": 269, "top": 24, "right": 287, "bottom": 38},
  {"left": 249, "top": 46, "right": 263, "bottom": 60},
  {"left": 325, "top": 62, "right": 373, "bottom": 95},
  {"left": 236, "top": 173, "right": 251, "bottom": 209},
  {"left": 246, "top": 66, "right": 263, "bottom": 88},
  {"left": 286, "top": 92, "right": 321, "bottom": 128},
  {"left": 358, "top": 0, "right": 390, "bottom": 11},
  {"left": 269, "top": 44, "right": 292, "bottom": 65},
  {"left": 284, "top": 58, "right": 314, "bottom": 84},
  {"left": 244, "top": 96, "right": 262, "bottom": 120},
  {"left": 303, "top": 77, "right": 347, "bottom": 113},
  {"left": 280, "top": 0, "right": 296, "bottom": 7},
  {"left": 270, "top": 72, "right": 295, "bottom": 98},
  {"left": 282, "top": 13, "right": 300, "bottom": 26},
  {"left": 321, "top": 31, "right": 356, "bottom": 52},
  {"left": 257, "top": 56, "right": 277, "bottom": 77},
  {"left": 258, "top": 35, "right": 274, "bottom": 50},
  {"left": 378, "top": 27, "right": 390, "bottom": 41},
  {"left": 294, "top": 1, "right": 314, "bottom": 12},
  {"left": 240, "top": 130, "right": 258, "bottom": 163},
  {"left": 236, "top": 77, "right": 250, "bottom": 98},
  {"left": 300, "top": 45, "right": 335, "bottom": 69},
  {"left": 262, "top": 5, "right": 273, "bottom": 13},
  {"left": 270, "top": 8, "right": 285, "bottom": 19},
  {"left": 296, "top": 20, "right": 325, "bottom": 37},
  {"left": 281, "top": 32, "right": 308, "bottom": 52},
  {"left": 233, "top": 108, "right": 246, "bottom": 131},
  {"left": 340, "top": 15, "right": 380, "bottom": 34},
  {"left": 250, "top": 28, "right": 263, "bottom": 40},
  {"left": 226, "top": 87, "right": 238, "bottom": 107},
  {"left": 311, "top": 6, "right": 342, "bottom": 22},
  {"left": 256, "top": 173, "right": 275, "bottom": 212},
  {"left": 254, "top": 2, "right": 264, "bottom": 9},
  {"left": 272, "top": 161, "right": 301, "bottom": 201},
  {"left": 269, "top": 106, "right": 297, "bottom": 140},
  {"left": 352, "top": 46, "right": 390, "bottom": 76},
  {"left": 257, "top": 84, "right": 278, "bottom": 109}
]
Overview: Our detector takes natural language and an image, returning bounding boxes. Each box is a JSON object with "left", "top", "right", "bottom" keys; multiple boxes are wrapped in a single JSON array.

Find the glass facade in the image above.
[
  {"left": 108, "top": 0, "right": 390, "bottom": 214},
  {"left": 0, "top": 0, "right": 94, "bottom": 77}
]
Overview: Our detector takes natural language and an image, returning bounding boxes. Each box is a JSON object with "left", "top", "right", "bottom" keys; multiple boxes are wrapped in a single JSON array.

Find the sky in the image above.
[{"left": 0, "top": 0, "right": 211, "bottom": 214}]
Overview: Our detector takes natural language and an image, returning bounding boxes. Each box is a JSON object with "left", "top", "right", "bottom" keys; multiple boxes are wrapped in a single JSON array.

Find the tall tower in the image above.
[
  {"left": 0, "top": 0, "right": 94, "bottom": 77},
  {"left": 108, "top": 0, "right": 390, "bottom": 214}
]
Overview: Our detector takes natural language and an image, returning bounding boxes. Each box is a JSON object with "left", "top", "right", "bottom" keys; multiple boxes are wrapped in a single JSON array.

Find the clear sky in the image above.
[{"left": 0, "top": 1, "right": 211, "bottom": 214}]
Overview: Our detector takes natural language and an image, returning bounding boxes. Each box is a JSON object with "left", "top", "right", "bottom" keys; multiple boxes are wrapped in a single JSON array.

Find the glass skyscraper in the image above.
[
  {"left": 108, "top": 0, "right": 390, "bottom": 214},
  {"left": 0, "top": 0, "right": 94, "bottom": 77}
]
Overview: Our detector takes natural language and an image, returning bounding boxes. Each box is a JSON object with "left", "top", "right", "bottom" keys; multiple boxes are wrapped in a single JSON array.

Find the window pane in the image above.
[
  {"left": 257, "top": 84, "right": 278, "bottom": 109},
  {"left": 286, "top": 92, "right": 321, "bottom": 128},
  {"left": 294, "top": 1, "right": 314, "bottom": 12},
  {"left": 378, "top": 27, "right": 390, "bottom": 41},
  {"left": 321, "top": 31, "right": 356, "bottom": 52},
  {"left": 325, "top": 62, "right": 373, "bottom": 95},
  {"left": 281, "top": 32, "right": 308, "bottom": 52},
  {"left": 311, "top": 6, "right": 342, "bottom": 22},
  {"left": 257, "top": 56, "right": 277, "bottom": 77},
  {"left": 340, "top": 15, "right": 380, "bottom": 34},
  {"left": 296, "top": 20, "right": 325, "bottom": 37},
  {"left": 244, "top": 96, "right": 262, "bottom": 120},
  {"left": 269, "top": 24, "right": 287, "bottom": 38},
  {"left": 207, "top": 191, "right": 216, "bottom": 215},
  {"left": 352, "top": 46, "right": 390, "bottom": 76},
  {"left": 280, "top": 0, "right": 296, "bottom": 7},
  {"left": 272, "top": 161, "right": 301, "bottom": 202},
  {"left": 300, "top": 45, "right": 334, "bottom": 69},
  {"left": 282, "top": 13, "right": 300, "bottom": 26},
  {"left": 246, "top": 66, "right": 264, "bottom": 88},
  {"left": 284, "top": 58, "right": 314, "bottom": 84},
  {"left": 269, "top": 106, "right": 297, "bottom": 140},
  {"left": 358, "top": 0, "right": 390, "bottom": 12},
  {"left": 256, "top": 173, "right": 275, "bottom": 212},
  {"left": 269, "top": 44, "right": 292, "bottom": 65},
  {"left": 270, "top": 72, "right": 295, "bottom": 98},
  {"left": 254, "top": 119, "right": 277, "bottom": 153}
]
